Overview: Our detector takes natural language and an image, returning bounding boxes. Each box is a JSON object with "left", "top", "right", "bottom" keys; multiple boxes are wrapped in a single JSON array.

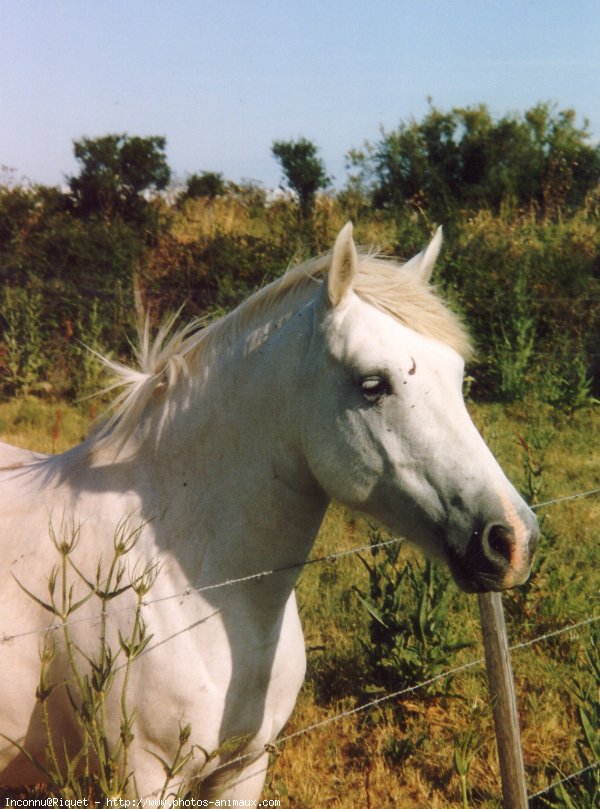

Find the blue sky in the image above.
[{"left": 2, "top": 0, "right": 599, "bottom": 189}]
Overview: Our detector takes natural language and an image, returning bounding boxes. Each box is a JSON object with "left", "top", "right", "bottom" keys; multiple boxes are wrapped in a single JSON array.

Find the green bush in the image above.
[
  {"left": 353, "top": 530, "right": 472, "bottom": 697},
  {"left": 0, "top": 283, "right": 47, "bottom": 395},
  {"left": 443, "top": 208, "right": 600, "bottom": 404},
  {"left": 1, "top": 145, "right": 599, "bottom": 405}
]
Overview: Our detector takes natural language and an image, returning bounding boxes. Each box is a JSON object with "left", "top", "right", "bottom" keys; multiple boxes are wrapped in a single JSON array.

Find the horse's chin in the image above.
[
  {"left": 444, "top": 544, "right": 530, "bottom": 594},
  {"left": 400, "top": 536, "right": 490, "bottom": 592},
  {"left": 449, "top": 569, "right": 508, "bottom": 594}
]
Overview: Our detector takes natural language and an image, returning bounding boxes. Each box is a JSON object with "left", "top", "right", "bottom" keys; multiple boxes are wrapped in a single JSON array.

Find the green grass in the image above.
[
  {"left": 0, "top": 397, "right": 94, "bottom": 454},
  {"left": 0, "top": 397, "right": 598, "bottom": 807}
]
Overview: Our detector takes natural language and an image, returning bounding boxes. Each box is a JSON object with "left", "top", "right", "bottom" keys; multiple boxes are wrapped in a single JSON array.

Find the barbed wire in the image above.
[
  {"left": 528, "top": 762, "right": 599, "bottom": 802},
  {"left": 531, "top": 486, "right": 600, "bottom": 510},
  {"left": 146, "top": 536, "right": 401, "bottom": 604},
  {"left": 2, "top": 484, "right": 599, "bottom": 646},
  {"left": 2, "top": 480, "right": 598, "bottom": 801},
  {"left": 260, "top": 613, "right": 600, "bottom": 747},
  {"left": 140, "top": 612, "right": 600, "bottom": 800},
  {"left": 511, "top": 613, "right": 599, "bottom": 653},
  {"left": 205, "top": 749, "right": 600, "bottom": 806},
  {"left": 0, "top": 536, "right": 404, "bottom": 645},
  {"left": 85, "top": 478, "right": 600, "bottom": 802}
]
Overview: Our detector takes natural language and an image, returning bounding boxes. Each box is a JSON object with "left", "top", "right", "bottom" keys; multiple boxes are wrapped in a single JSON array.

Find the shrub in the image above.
[
  {"left": 353, "top": 530, "right": 472, "bottom": 697},
  {"left": 0, "top": 283, "right": 47, "bottom": 395}
]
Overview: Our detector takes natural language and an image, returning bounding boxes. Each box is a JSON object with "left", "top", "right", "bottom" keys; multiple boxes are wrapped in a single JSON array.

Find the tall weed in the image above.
[
  {"left": 353, "top": 529, "right": 472, "bottom": 697},
  {"left": 496, "top": 268, "right": 537, "bottom": 401},
  {"left": 74, "top": 300, "right": 110, "bottom": 399},
  {"left": 3, "top": 519, "right": 205, "bottom": 802},
  {"left": 448, "top": 207, "right": 600, "bottom": 405},
  {"left": 0, "top": 283, "right": 47, "bottom": 395}
]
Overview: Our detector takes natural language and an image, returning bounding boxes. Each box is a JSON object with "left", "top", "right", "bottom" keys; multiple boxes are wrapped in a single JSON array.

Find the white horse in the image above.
[{"left": 0, "top": 223, "right": 538, "bottom": 800}]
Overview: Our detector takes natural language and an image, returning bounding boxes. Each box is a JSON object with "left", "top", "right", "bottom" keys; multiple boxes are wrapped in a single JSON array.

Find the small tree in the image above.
[
  {"left": 271, "top": 137, "right": 330, "bottom": 224},
  {"left": 181, "top": 171, "right": 227, "bottom": 201},
  {"left": 68, "top": 134, "right": 171, "bottom": 224},
  {"left": 68, "top": 134, "right": 171, "bottom": 326},
  {"left": 349, "top": 102, "right": 600, "bottom": 219}
]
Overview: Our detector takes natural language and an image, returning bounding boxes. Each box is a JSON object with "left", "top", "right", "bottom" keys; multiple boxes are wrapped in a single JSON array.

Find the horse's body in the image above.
[{"left": 0, "top": 224, "right": 538, "bottom": 799}]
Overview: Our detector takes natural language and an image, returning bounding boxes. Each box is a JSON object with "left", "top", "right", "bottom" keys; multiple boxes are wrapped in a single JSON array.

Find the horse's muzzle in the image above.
[{"left": 447, "top": 518, "right": 539, "bottom": 593}]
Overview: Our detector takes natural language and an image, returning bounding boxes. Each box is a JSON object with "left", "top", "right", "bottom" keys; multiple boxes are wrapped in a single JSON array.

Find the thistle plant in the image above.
[{"left": 4, "top": 516, "right": 205, "bottom": 803}]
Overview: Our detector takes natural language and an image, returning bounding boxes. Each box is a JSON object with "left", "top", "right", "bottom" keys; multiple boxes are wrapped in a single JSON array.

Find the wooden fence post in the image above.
[{"left": 478, "top": 591, "right": 528, "bottom": 809}]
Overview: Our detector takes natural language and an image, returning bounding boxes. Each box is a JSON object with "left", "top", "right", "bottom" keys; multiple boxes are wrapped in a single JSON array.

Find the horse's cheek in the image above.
[{"left": 318, "top": 412, "right": 386, "bottom": 506}]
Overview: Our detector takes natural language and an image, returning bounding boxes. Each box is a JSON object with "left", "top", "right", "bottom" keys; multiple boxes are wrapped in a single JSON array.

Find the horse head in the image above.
[{"left": 300, "top": 223, "right": 538, "bottom": 592}]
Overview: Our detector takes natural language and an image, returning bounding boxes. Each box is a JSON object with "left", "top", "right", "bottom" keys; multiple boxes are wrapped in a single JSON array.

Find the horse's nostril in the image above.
[
  {"left": 459, "top": 520, "right": 535, "bottom": 591},
  {"left": 485, "top": 524, "right": 515, "bottom": 565}
]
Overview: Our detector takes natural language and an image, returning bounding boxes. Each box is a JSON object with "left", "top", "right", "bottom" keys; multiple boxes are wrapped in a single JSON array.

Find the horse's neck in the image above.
[{"left": 135, "top": 304, "right": 328, "bottom": 604}]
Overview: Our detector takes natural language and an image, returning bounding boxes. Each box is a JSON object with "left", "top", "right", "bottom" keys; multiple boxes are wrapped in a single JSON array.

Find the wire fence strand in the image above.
[
  {"left": 141, "top": 612, "right": 600, "bottom": 801},
  {"left": 3, "top": 484, "right": 599, "bottom": 646},
  {"left": 1, "top": 536, "right": 404, "bottom": 645},
  {"left": 531, "top": 486, "right": 600, "bottom": 510},
  {"left": 136, "top": 483, "right": 600, "bottom": 804},
  {"left": 3, "top": 483, "right": 599, "bottom": 804},
  {"left": 528, "top": 762, "right": 599, "bottom": 802},
  {"left": 277, "top": 613, "right": 600, "bottom": 746}
]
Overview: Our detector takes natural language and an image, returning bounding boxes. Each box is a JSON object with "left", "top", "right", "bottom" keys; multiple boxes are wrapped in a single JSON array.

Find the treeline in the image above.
[{"left": 0, "top": 102, "right": 599, "bottom": 405}]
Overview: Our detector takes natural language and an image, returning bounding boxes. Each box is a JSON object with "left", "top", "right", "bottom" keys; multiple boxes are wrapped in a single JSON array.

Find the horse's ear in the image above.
[
  {"left": 403, "top": 226, "right": 443, "bottom": 282},
  {"left": 328, "top": 222, "right": 358, "bottom": 307}
]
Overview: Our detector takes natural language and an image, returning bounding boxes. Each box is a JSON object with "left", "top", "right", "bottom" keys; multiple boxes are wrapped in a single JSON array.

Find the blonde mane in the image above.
[{"left": 92, "top": 249, "right": 472, "bottom": 454}]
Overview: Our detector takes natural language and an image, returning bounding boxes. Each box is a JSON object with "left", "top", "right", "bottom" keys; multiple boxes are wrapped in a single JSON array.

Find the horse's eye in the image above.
[{"left": 359, "top": 375, "right": 390, "bottom": 402}]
